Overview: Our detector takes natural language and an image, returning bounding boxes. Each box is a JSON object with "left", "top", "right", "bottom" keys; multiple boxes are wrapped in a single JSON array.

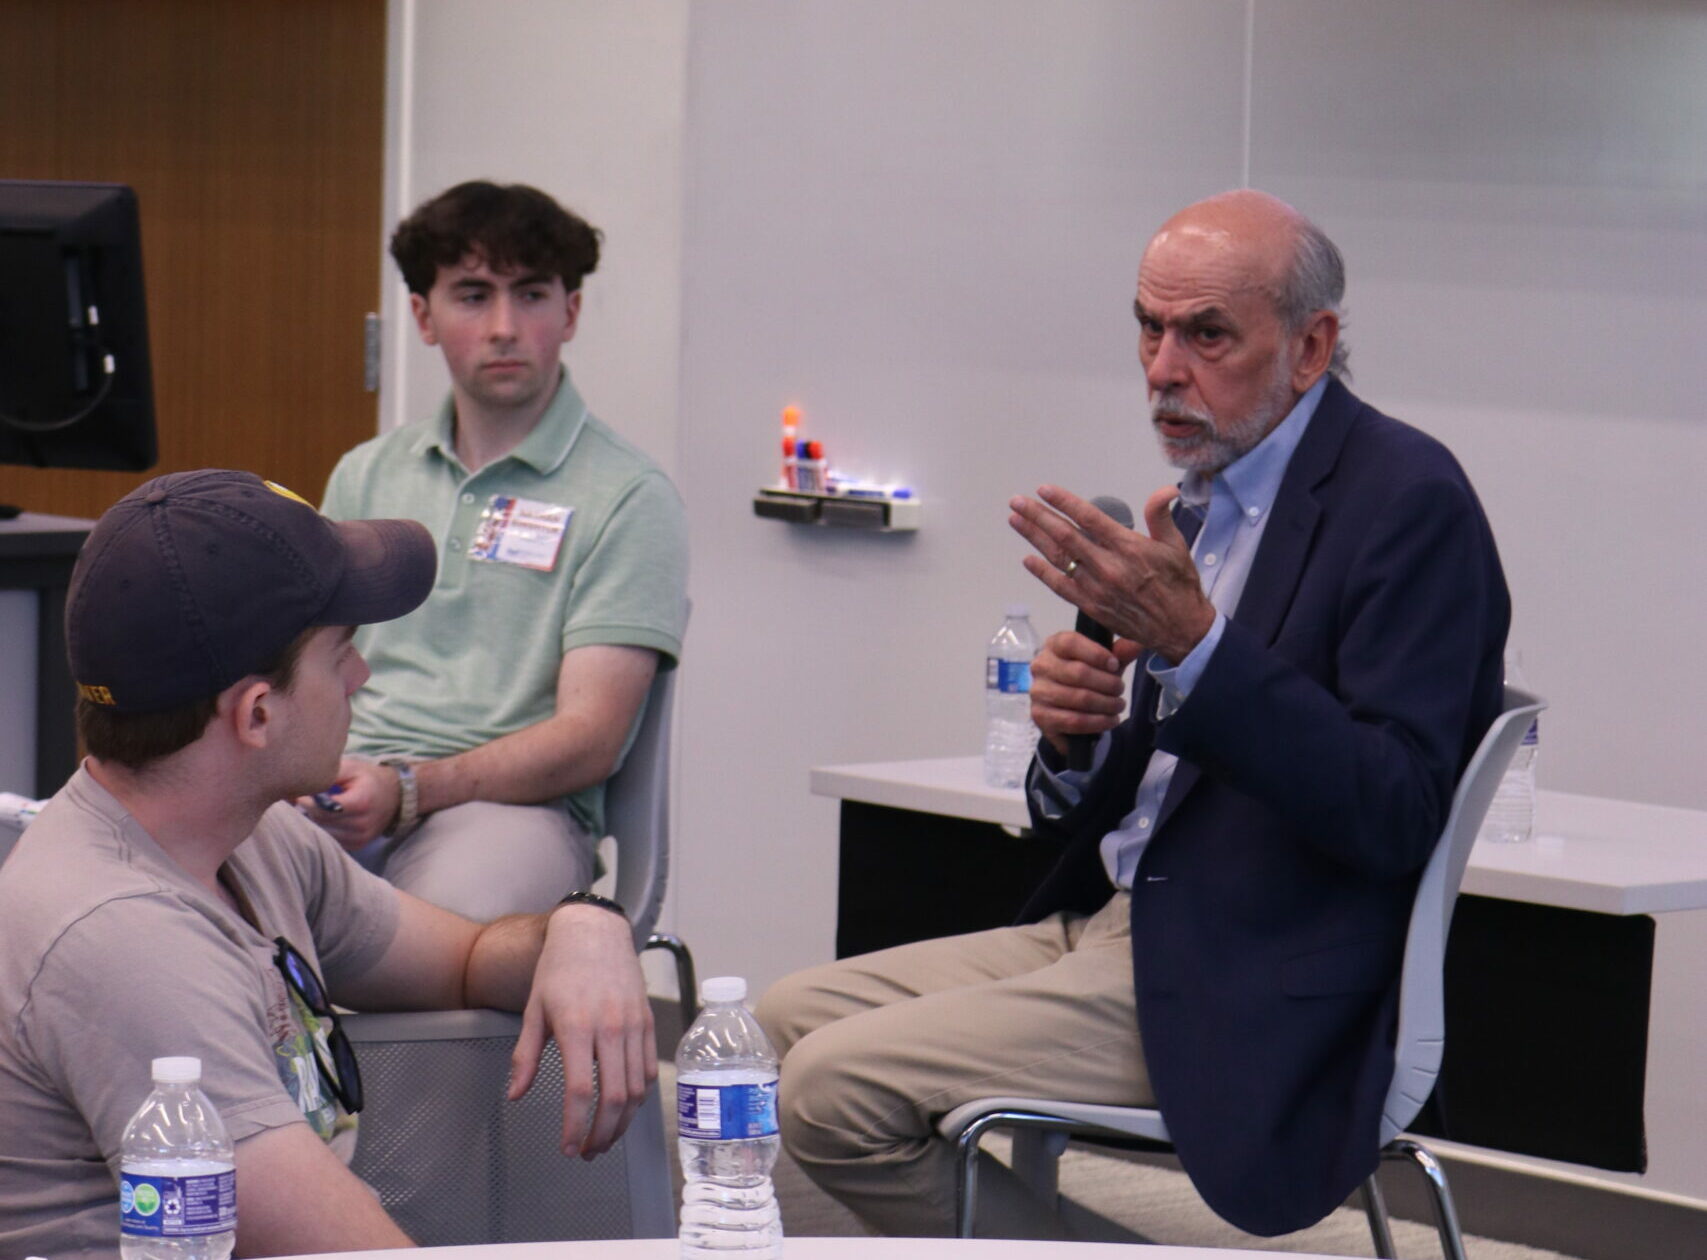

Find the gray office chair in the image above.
[
  {"left": 345, "top": 1008, "right": 674, "bottom": 1244},
  {"left": 605, "top": 663, "right": 697, "bottom": 1026},
  {"left": 342, "top": 651, "right": 693, "bottom": 1245},
  {"left": 937, "top": 686, "right": 1546, "bottom": 1259}
]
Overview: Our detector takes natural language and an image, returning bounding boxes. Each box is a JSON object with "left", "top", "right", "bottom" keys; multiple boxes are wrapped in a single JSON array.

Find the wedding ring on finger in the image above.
[{"left": 1063, "top": 558, "right": 1080, "bottom": 578}]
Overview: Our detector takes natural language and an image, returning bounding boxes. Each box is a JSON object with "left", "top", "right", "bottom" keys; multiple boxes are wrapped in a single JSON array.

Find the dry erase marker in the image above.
[
  {"left": 800, "top": 440, "right": 826, "bottom": 492},
  {"left": 781, "top": 406, "right": 801, "bottom": 488}
]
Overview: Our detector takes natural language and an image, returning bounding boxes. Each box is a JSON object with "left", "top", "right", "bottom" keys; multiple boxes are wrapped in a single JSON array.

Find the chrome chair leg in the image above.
[
  {"left": 1360, "top": 1172, "right": 1398, "bottom": 1259},
  {"left": 955, "top": 1112, "right": 1004, "bottom": 1238},
  {"left": 1010, "top": 1128, "right": 1070, "bottom": 1203},
  {"left": 953, "top": 1111, "right": 1081, "bottom": 1239},
  {"left": 1383, "top": 1138, "right": 1468, "bottom": 1260},
  {"left": 643, "top": 932, "right": 698, "bottom": 1028}
]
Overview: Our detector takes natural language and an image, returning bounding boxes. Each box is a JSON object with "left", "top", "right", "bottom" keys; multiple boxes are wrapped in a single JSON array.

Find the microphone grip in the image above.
[
  {"left": 1067, "top": 608, "right": 1114, "bottom": 771},
  {"left": 1061, "top": 495, "right": 1133, "bottom": 774}
]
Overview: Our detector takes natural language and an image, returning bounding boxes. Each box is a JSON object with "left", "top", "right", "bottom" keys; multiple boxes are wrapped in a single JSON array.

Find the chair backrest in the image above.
[
  {"left": 606, "top": 664, "right": 677, "bottom": 945},
  {"left": 1380, "top": 685, "right": 1545, "bottom": 1142},
  {"left": 344, "top": 1008, "right": 674, "bottom": 1244}
]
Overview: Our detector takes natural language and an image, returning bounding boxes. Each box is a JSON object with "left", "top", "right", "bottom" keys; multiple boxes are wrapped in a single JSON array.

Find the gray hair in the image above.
[{"left": 1276, "top": 218, "right": 1350, "bottom": 380}]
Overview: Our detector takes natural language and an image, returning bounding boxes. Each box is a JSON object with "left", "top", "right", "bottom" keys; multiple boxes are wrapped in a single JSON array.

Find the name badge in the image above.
[{"left": 468, "top": 495, "right": 572, "bottom": 571}]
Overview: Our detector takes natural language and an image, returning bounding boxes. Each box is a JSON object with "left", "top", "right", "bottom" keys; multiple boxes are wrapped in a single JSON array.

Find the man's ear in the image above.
[
  {"left": 221, "top": 678, "right": 276, "bottom": 752},
  {"left": 562, "top": 289, "right": 582, "bottom": 346},
  {"left": 1291, "top": 309, "right": 1339, "bottom": 393},
  {"left": 410, "top": 292, "right": 438, "bottom": 347}
]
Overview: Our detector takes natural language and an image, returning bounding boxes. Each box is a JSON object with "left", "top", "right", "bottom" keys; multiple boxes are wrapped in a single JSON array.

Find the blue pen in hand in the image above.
[{"left": 312, "top": 785, "right": 346, "bottom": 814}]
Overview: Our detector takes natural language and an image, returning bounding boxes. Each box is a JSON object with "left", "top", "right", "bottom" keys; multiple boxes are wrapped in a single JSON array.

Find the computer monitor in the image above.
[{"left": 0, "top": 179, "right": 157, "bottom": 518}]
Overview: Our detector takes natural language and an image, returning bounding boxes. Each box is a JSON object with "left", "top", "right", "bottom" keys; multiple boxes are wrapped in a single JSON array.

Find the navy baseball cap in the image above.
[{"left": 68, "top": 469, "right": 436, "bottom": 712}]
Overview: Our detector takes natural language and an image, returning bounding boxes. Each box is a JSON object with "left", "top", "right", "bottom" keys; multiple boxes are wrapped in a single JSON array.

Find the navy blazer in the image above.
[{"left": 1022, "top": 378, "right": 1509, "bottom": 1235}]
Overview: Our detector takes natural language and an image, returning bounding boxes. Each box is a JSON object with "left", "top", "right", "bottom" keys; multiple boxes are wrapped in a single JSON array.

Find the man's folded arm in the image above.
[
  {"left": 303, "top": 644, "right": 658, "bottom": 848},
  {"left": 411, "top": 642, "right": 658, "bottom": 815},
  {"left": 234, "top": 1124, "right": 412, "bottom": 1256},
  {"left": 327, "top": 887, "right": 655, "bottom": 1159}
]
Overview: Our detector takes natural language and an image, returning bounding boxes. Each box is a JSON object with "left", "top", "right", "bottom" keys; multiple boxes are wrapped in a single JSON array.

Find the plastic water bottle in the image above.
[
  {"left": 677, "top": 976, "right": 782, "bottom": 1259},
  {"left": 984, "top": 604, "right": 1041, "bottom": 788},
  {"left": 1482, "top": 648, "right": 1538, "bottom": 844},
  {"left": 119, "top": 1057, "right": 235, "bottom": 1260}
]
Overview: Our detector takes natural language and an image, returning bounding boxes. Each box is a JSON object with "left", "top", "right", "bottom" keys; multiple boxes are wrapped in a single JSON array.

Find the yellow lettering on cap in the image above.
[
  {"left": 264, "top": 480, "right": 313, "bottom": 508},
  {"left": 78, "top": 683, "right": 116, "bottom": 706}
]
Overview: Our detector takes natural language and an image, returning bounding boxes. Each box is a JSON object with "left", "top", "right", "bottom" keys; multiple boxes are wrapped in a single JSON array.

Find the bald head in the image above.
[
  {"left": 1134, "top": 190, "right": 1346, "bottom": 472},
  {"left": 1145, "top": 191, "right": 1308, "bottom": 321}
]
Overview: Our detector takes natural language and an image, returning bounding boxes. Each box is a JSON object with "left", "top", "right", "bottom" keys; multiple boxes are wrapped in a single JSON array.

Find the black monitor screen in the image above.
[{"left": 0, "top": 180, "right": 157, "bottom": 487}]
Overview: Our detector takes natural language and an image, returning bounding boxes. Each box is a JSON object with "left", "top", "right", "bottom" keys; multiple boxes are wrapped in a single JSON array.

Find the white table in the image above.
[
  {"left": 810, "top": 755, "right": 1707, "bottom": 915},
  {"left": 811, "top": 755, "right": 1707, "bottom": 1175},
  {"left": 282, "top": 1238, "right": 1353, "bottom": 1260}
]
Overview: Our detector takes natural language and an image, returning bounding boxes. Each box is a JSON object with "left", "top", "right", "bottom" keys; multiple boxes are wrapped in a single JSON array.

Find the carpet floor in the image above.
[
  {"left": 767, "top": 1137, "right": 1580, "bottom": 1259},
  {"left": 657, "top": 1063, "right": 1583, "bottom": 1259}
]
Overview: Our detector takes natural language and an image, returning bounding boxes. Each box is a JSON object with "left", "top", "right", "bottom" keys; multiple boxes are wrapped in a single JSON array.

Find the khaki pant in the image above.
[
  {"left": 360, "top": 800, "right": 597, "bottom": 922},
  {"left": 754, "top": 893, "right": 1152, "bottom": 1237}
]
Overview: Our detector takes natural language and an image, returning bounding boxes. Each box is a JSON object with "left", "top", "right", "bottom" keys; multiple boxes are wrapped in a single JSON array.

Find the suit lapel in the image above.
[
  {"left": 1229, "top": 377, "right": 1359, "bottom": 645},
  {"left": 1150, "top": 378, "right": 1364, "bottom": 829}
]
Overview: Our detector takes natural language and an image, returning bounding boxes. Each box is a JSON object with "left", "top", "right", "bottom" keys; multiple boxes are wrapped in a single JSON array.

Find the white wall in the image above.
[
  {"left": 673, "top": 0, "right": 1707, "bottom": 975},
  {"left": 387, "top": 0, "right": 1707, "bottom": 1205},
  {"left": 381, "top": 0, "right": 689, "bottom": 476},
  {"left": 673, "top": 0, "right": 1245, "bottom": 989},
  {"left": 1248, "top": 0, "right": 1707, "bottom": 810}
]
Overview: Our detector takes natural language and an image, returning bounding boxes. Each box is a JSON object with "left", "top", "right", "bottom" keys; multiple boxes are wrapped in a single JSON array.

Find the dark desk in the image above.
[
  {"left": 0, "top": 513, "right": 91, "bottom": 797},
  {"left": 815, "top": 758, "right": 1707, "bottom": 1175}
]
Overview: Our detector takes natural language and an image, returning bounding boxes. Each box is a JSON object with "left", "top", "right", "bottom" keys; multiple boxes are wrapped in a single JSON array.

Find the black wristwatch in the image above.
[{"left": 556, "top": 889, "right": 628, "bottom": 921}]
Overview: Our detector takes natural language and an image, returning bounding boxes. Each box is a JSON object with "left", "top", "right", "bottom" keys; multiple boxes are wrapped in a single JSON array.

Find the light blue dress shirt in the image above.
[{"left": 1032, "top": 376, "right": 1328, "bottom": 889}]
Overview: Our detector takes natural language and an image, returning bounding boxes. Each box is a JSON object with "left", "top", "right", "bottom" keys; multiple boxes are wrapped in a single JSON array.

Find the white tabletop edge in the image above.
[
  {"left": 812, "top": 759, "right": 1707, "bottom": 915},
  {"left": 274, "top": 1238, "right": 1357, "bottom": 1260},
  {"left": 1457, "top": 867, "right": 1665, "bottom": 916},
  {"left": 810, "top": 758, "right": 1032, "bottom": 829}
]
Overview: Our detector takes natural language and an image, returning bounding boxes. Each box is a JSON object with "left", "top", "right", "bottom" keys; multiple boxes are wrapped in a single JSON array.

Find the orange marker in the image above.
[{"left": 781, "top": 406, "right": 801, "bottom": 487}]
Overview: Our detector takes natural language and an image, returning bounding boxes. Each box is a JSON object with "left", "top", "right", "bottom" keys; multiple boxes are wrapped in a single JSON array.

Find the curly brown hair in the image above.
[{"left": 389, "top": 180, "right": 602, "bottom": 297}]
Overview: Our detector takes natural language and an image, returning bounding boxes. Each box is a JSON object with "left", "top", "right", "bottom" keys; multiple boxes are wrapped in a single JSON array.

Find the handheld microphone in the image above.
[{"left": 1068, "top": 495, "right": 1134, "bottom": 771}]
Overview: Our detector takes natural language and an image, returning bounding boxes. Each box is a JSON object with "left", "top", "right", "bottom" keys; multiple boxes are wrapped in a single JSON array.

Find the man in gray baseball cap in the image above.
[{"left": 0, "top": 470, "right": 657, "bottom": 1258}]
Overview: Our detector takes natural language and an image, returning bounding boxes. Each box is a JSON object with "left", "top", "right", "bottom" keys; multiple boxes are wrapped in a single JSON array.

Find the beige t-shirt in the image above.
[{"left": 0, "top": 767, "right": 400, "bottom": 1260}]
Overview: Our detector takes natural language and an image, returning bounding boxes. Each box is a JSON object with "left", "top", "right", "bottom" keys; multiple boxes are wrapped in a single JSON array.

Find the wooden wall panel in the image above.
[{"left": 0, "top": 0, "right": 386, "bottom": 519}]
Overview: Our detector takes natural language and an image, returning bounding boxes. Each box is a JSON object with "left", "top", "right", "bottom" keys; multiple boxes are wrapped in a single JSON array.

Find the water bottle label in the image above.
[
  {"left": 119, "top": 1170, "right": 236, "bottom": 1237},
  {"left": 985, "top": 658, "right": 1031, "bottom": 694},
  {"left": 677, "top": 1079, "right": 779, "bottom": 1141}
]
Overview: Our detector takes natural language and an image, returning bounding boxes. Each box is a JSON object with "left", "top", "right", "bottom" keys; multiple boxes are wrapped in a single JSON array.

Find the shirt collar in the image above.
[
  {"left": 412, "top": 367, "right": 590, "bottom": 476},
  {"left": 1180, "top": 374, "right": 1328, "bottom": 522}
]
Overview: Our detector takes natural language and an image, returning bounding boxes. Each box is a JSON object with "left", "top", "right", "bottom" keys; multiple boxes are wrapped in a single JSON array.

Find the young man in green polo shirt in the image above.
[{"left": 303, "top": 181, "right": 689, "bottom": 921}]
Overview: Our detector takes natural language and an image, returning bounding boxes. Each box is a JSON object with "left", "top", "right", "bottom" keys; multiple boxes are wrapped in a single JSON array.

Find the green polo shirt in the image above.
[{"left": 321, "top": 370, "right": 688, "bottom": 835}]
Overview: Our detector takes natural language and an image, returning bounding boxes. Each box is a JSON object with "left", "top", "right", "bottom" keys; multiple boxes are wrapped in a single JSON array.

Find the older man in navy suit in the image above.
[{"left": 758, "top": 190, "right": 1509, "bottom": 1239}]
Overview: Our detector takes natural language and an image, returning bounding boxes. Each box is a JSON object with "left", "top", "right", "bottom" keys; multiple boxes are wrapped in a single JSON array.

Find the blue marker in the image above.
[{"left": 313, "top": 785, "right": 345, "bottom": 814}]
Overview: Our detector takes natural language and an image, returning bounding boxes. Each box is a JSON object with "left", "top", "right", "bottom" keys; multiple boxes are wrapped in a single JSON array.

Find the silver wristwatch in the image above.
[{"left": 380, "top": 758, "right": 422, "bottom": 840}]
